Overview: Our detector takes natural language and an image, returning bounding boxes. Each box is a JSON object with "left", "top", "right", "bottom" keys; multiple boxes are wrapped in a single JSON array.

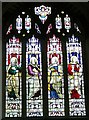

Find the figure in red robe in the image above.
[
  {"left": 71, "top": 87, "right": 81, "bottom": 99},
  {"left": 74, "top": 63, "right": 80, "bottom": 72},
  {"left": 68, "top": 63, "right": 73, "bottom": 75}
]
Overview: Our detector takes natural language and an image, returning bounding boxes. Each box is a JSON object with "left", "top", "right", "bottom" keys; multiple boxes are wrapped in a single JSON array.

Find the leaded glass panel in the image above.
[
  {"left": 6, "top": 36, "right": 22, "bottom": 117},
  {"left": 26, "top": 35, "right": 43, "bottom": 117},
  {"left": 47, "top": 35, "right": 65, "bottom": 116},
  {"left": 66, "top": 35, "right": 86, "bottom": 116}
]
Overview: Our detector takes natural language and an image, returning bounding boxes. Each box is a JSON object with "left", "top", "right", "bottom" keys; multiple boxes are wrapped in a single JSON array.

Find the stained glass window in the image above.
[
  {"left": 47, "top": 35, "right": 65, "bottom": 116},
  {"left": 3, "top": 3, "right": 87, "bottom": 119},
  {"left": 66, "top": 35, "right": 86, "bottom": 116},
  {"left": 6, "top": 36, "right": 22, "bottom": 117},
  {"left": 26, "top": 35, "right": 43, "bottom": 117}
]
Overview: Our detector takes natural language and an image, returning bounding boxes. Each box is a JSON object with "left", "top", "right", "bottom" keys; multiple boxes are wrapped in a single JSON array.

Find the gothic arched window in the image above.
[{"left": 2, "top": 2, "right": 88, "bottom": 120}]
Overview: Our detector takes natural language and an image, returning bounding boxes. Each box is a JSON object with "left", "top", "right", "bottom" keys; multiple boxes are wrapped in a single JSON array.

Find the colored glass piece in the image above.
[
  {"left": 74, "top": 23, "right": 81, "bottom": 33},
  {"left": 35, "top": 23, "right": 41, "bottom": 34},
  {"left": 55, "top": 15, "right": 62, "bottom": 33},
  {"left": 46, "top": 24, "right": 52, "bottom": 34},
  {"left": 64, "top": 14, "right": 71, "bottom": 32},
  {"left": 35, "top": 5, "right": 51, "bottom": 24},
  {"left": 6, "top": 24, "right": 12, "bottom": 35},
  {"left": 16, "top": 15, "right": 22, "bottom": 33},
  {"left": 25, "top": 15, "right": 31, "bottom": 33}
]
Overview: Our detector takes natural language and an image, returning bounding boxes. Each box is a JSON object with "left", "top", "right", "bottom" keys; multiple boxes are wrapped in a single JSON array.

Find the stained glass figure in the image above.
[
  {"left": 25, "top": 15, "right": 31, "bottom": 33},
  {"left": 6, "top": 36, "right": 22, "bottom": 117},
  {"left": 35, "top": 23, "right": 41, "bottom": 34},
  {"left": 6, "top": 24, "right": 12, "bottom": 35},
  {"left": 55, "top": 15, "right": 62, "bottom": 33},
  {"left": 26, "top": 35, "right": 43, "bottom": 117},
  {"left": 47, "top": 35, "right": 65, "bottom": 116},
  {"left": 46, "top": 24, "right": 52, "bottom": 34},
  {"left": 64, "top": 14, "right": 71, "bottom": 32},
  {"left": 16, "top": 15, "right": 22, "bottom": 33},
  {"left": 35, "top": 5, "right": 51, "bottom": 24},
  {"left": 66, "top": 35, "right": 86, "bottom": 116}
]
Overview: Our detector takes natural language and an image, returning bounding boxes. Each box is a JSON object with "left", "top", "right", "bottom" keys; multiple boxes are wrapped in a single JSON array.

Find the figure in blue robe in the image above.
[{"left": 50, "top": 84, "right": 59, "bottom": 99}]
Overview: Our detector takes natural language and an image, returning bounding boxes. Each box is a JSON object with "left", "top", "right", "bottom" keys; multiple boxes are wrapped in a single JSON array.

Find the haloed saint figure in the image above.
[
  {"left": 7, "top": 57, "right": 21, "bottom": 99},
  {"left": 27, "top": 54, "right": 41, "bottom": 99},
  {"left": 48, "top": 53, "right": 63, "bottom": 99}
]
